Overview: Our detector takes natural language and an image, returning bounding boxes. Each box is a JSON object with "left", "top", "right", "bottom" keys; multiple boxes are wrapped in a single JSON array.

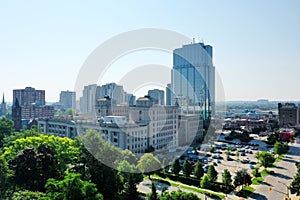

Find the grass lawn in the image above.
[
  {"left": 180, "top": 185, "right": 225, "bottom": 199},
  {"left": 261, "top": 169, "right": 270, "bottom": 176},
  {"left": 276, "top": 154, "right": 285, "bottom": 162},
  {"left": 236, "top": 186, "right": 255, "bottom": 198},
  {"left": 252, "top": 177, "right": 264, "bottom": 185}
]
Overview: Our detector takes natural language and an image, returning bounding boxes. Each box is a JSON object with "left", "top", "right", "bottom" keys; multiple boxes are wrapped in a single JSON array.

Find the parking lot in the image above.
[{"left": 180, "top": 131, "right": 274, "bottom": 181}]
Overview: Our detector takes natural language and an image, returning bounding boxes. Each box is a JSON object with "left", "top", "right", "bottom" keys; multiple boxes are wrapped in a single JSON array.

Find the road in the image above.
[{"left": 249, "top": 143, "right": 300, "bottom": 200}]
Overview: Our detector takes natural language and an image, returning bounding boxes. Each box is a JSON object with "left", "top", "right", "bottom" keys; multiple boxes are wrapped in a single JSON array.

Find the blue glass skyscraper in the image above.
[{"left": 171, "top": 42, "right": 215, "bottom": 120}]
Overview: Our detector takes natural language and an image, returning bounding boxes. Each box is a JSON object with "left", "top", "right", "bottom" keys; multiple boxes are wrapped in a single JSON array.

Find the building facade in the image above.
[
  {"left": 278, "top": 103, "right": 300, "bottom": 127},
  {"left": 178, "top": 114, "right": 203, "bottom": 146},
  {"left": 79, "top": 84, "right": 98, "bottom": 114},
  {"left": 148, "top": 89, "right": 165, "bottom": 105},
  {"left": 171, "top": 42, "right": 215, "bottom": 120},
  {"left": 59, "top": 90, "right": 76, "bottom": 110},
  {"left": 166, "top": 83, "right": 172, "bottom": 106},
  {"left": 13, "top": 87, "right": 45, "bottom": 106},
  {"left": 21, "top": 105, "right": 54, "bottom": 119}
]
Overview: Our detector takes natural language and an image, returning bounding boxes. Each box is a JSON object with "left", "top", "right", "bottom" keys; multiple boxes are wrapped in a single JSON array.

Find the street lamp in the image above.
[{"left": 278, "top": 181, "right": 289, "bottom": 199}]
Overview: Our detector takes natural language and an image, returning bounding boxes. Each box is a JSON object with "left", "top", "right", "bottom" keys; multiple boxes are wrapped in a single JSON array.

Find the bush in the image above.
[
  {"left": 158, "top": 172, "right": 199, "bottom": 187},
  {"left": 252, "top": 168, "right": 261, "bottom": 177}
]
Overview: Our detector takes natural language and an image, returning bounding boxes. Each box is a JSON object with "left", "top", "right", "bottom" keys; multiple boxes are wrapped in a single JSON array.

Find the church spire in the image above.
[{"left": 2, "top": 93, "right": 4, "bottom": 104}]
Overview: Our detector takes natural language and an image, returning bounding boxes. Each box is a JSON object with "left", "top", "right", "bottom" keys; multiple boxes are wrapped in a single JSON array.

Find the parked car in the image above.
[
  {"left": 213, "top": 162, "right": 218, "bottom": 166},
  {"left": 217, "top": 159, "right": 221, "bottom": 163},
  {"left": 227, "top": 156, "right": 233, "bottom": 161},
  {"left": 249, "top": 160, "right": 257, "bottom": 164},
  {"left": 249, "top": 164, "right": 255, "bottom": 169},
  {"left": 241, "top": 152, "right": 246, "bottom": 156},
  {"left": 269, "top": 170, "right": 275, "bottom": 175}
]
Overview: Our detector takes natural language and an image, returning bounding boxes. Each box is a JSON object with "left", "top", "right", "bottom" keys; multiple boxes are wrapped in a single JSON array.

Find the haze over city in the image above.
[{"left": 1, "top": 0, "right": 299, "bottom": 103}]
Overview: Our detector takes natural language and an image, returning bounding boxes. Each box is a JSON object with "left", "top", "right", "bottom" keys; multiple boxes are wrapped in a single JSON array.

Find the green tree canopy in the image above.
[
  {"left": 207, "top": 165, "right": 218, "bottom": 182},
  {"left": 200, "top": 174, "right": 211, "bottom": 189},
  {"left": 137, "top": 153, "right": 161, "bottom": 179},
  {"left": 256, "top": 151, "right": 276, "bottom": 169},
  {"left": 117, "top": 160, "right": 143, "bottom": 200},
  {"left": 171, "top": 158, "right": 181, "bottom": 175},
  {"left": 183, "top": 160, "right": 192, "bottom": 177},
  {"left": 0, "top": 117, "right": 14, "bottom": 148},
  {"left": 222, "top": 169, "right": 233, "bottom": 190},
  {"left": 234, "top": 169, "right": 252, "bottom": 188},
  {"left": 45, "top": 172, "right": 103, "bottom": 200},
  {"left": 146, "top": 182, "right": 158, "bottom": 200},
  {"left": 194, "top": 161, "right": 204, "bottom": 179},
  {"left": 290, "top": 165, "right": 300, "bottom": 195},
  {"left": 273, "top": 141, "right": 289, "bottom": 155}
]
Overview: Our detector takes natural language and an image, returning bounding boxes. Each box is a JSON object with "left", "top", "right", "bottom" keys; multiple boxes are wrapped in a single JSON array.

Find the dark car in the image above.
[
  {"left": 241, "top": 152, "right": 246, "bottom": 156},
  {"left": 269, "top": 170, "right": 275, "bottom": 175},
  {"left": 227, "top": 156, "right": 233, "bottom": 161},
  {"left": 213, "top": 162, "right": 218, "bottom": 166}
]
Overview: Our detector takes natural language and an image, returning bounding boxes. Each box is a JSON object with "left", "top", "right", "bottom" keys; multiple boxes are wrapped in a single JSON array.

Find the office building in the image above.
[
  {"left": 13, "top": 87, "right": 45, "bottom": 106},
  {"left": 148, "top": 89, "right": 165, "bottom": 105},
  {"left": 166, "top": 84, "right": 172, "bottom": 106},
  {"left": 12, "top": 87, "right": 54, "bottom": 120},
  {"left": 278, "top": 103, "right": 300, "bottom": 127},
  {"left": 178, "top": 114, "right": 203, "bottom": 146},
  {"left": 59, "top": 90, "right": 76, "bottom": 110},
  {"left": 79, "top": 84, "right": 98, "bottom": 114},
  {"left": 171, "top": 42, "right": 215, "bottom": 120}
]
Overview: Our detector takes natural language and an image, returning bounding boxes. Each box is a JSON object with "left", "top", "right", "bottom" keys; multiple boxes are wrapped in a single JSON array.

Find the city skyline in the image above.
[{"left": 1, "top": 1, "right": 300, "bottom": 102}]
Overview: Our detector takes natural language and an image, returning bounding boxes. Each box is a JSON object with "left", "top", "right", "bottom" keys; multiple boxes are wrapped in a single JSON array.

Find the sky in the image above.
[{"left": 0, "top": 0, "right": 300, "bottom": 103}]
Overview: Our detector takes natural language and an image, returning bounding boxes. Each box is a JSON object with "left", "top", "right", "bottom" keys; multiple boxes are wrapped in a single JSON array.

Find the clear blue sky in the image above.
[{"left": 1, "top": 0, "right": 299, "bottom": 103}]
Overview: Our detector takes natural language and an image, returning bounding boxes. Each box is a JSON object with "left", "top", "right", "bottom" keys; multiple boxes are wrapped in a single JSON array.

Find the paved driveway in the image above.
[{"left": 249, "top": 143, "right": 300, "bottom": 200}]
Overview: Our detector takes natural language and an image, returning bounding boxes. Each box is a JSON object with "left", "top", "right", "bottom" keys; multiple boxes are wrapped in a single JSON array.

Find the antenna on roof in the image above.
[{"left": 192, "top": 38, "right": 195, "bottom": 44}]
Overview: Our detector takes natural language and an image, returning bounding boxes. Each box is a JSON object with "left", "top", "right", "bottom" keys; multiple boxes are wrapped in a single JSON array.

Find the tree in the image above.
[
  {"left": 8, "top": 147, "right": 38, "bottom": 191},
  {"left": 12, "top": 190, "right": 47, "bottom": 200},
  {"left": 274, "top": 141, "right": 289, "bottom": 155},
  {"left": 0, "top": 157, "right": 12, "bottom": 196},
  {"left": 234, "top": 169, "right": 252, "bottom": 188},
  {"left": 183, "top": 160, "right": 192, "bottom": 177},
  {"left": 222, "top": 169, "right": 233, "bottom": 190},
  {"left": 267, "top": 133, "right": 278, "bottom": 145},
  {"left": 45, "top": 172, "right": 103, "bottom": 200},
  {"left": 290, "top": 166, "right": 300, "bottom": 195},
  {"left": 256, "top": 152, "right": 276, "bottom": 169},
  {"left": 200, "top": 174, "right": 211, "bottom": 189},
  {"left": 236, "top": 151, "right": 240, "bottom": 161},
  {"left": 0, "top": 117, "right": 14, "bottom": 147},
  {"left": 252, "top": 167, "right": 260, "bottom": 177},
  {"left": 36, "top": 143, "right": 58, "bottom": 191},
  {"left": 226, "top": 146, "right": 231, "bottom": 157},
  {"left": 137, "top": 153, "right": 161, "bottom": 179},
  {"left": 146, "top": 182, "right": 158, "bottom": 200},
  {"left": 171, "top": 158, "right": 181, "bottom": 175},
  {"left": 117, "top": 160, "right": 143, "bottom": 200},
  {"left": 207, "top": 165, "right": 218, "bottom": 182},
  {"left": 76, "top": 134, "right": 119, "bottom": 200},
  {"left": 194, "top": 161, "right": 204, "bottom": 179}
]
